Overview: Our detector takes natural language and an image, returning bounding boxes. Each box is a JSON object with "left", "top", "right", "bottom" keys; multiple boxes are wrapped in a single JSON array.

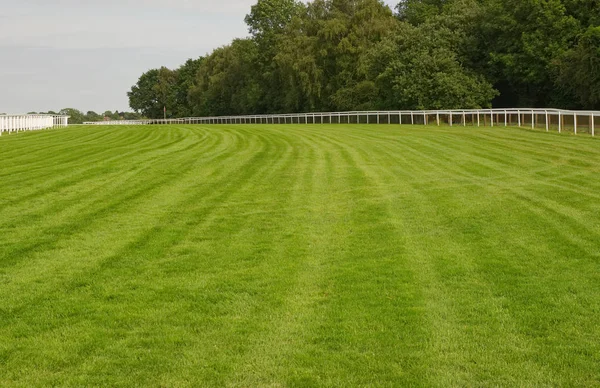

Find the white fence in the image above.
[
  {"left": 0, "top": 114, "right": 69, "bottom": 136},
  {"left": 84, "top": 108, "right": 599, "bottom": 136}
]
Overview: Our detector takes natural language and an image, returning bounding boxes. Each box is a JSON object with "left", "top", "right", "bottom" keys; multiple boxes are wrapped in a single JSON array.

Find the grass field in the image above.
[{"left": 1, "top": 124, "right": 599, "bottom": 386}]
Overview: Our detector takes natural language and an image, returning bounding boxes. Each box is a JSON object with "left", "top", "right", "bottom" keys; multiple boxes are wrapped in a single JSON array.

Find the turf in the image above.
[{"left": 0, "top": 124, "right": 599, "bottom": 386}]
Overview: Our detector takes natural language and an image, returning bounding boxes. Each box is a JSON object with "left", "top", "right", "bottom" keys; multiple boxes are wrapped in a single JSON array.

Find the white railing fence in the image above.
[
  {"left": 86, "top": 119, "right": 185, "bottom": 126},
  {"left": 84, "top": 108, "right": 599, "bottom": 136},
  {"left": 0, "top": 114, "right": 69, "bottom": 136}
]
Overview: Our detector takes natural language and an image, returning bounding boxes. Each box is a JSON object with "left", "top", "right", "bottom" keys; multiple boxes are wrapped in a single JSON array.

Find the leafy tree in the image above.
[
  {"left": 396, "top": 0, "right": 448, "bottom": 25},
  {"left": 558, "top": 26, "right": 600, "bottom": 109},
  {"left": 59, "top": 108, "right": 85, "bottom": 124},
  {"left": 122, "top": 111, "right": 144, "bottom": 120},
  {"left": 126, "top": 0, "right": 599, "bottom": 115},
  {"left": 366, "top": 22, "right": 497, "bottom": 109},
  {"left": 274, "top": 0, "right": 398, "bottom": 111},
  {"left": 85, "top": 111, "right": 102, "bottom": 122},
  {"left": 189, "top": 39, "right": 262, "bottom": 116},
  {"left": 128, "top": 69, "right": 160, "bottom": 118},
  {"left": 245, "top": 0, "right": 304, "bottom": 112},
  {"left": 562, "top": 0, "right": 600, "bottom": 28},
  {"left": 245, "top": 0, "right": 302, "bottom": 45},
  {"left": 174, "top": 58, "right": 203, "bottom": 117},
  {"left": 102, "top": 111, "right": 119, "bottom": 120},
  {"left": 474, "top": 0, "right": 579, "bottom": 107},
  {"left": 273, "top": 20, "right": 323, "bottom": 112},
  {"left": 128, "top": 67, "right": 177, "bottom": 118}
]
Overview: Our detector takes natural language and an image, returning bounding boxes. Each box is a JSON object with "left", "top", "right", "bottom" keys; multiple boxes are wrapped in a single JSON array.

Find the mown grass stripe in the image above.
[{"left": 1, "top": 124, "right": 599, "bottom": 386}]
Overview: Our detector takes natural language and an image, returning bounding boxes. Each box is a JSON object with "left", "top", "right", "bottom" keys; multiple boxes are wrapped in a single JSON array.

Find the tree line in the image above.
[
  {"left": 25, "top": 109, "right": 144, "bottom": 124},
  {"left": 128, "top": 0, "right": 600, "bottom": 119}
]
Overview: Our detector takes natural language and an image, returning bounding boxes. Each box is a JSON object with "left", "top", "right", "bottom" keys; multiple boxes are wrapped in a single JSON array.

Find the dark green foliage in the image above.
[
  {"left": 85, "top": 111, "right": 103, "bottom": 122},
  {"left": 128, "top": 60, "right": 203, "bottom": 119},
  {"left": 128, "top": 68, "right": 165, "bottom": 118},
  {"left": 53, "top": 109, "right": 140, "bottom": 124},
  {"left": 396, "top": 0, "right": 448, "bottom": 25},
  {"left": 173, "top": 58, "right": 204, "bottom": 117},
  {"left": 188, "top": 39, "right": 262, "bottom": 116},
  {"left": 563, "top": 0, "right": 600, "bottom": 27},
  {"left": 479, "top": 0, "right": 580, "bottom": 107},
  {"left": 366, "top": 22, "right": 497, "bottom": 109},
  {"left": 59, "top": 108, "right": 86, "bottom": 124},
  {"left": 127, "top": 0, "right": 599, "bottom": 115},
  {"left": 52, "top": 109, "right": 142, "bottom": 123},
  {"left": 558, "top": 26, "right": 600, "bottom": 109},
  {"left": 245, "top": 0, "right": 302, "bottom": 45}
]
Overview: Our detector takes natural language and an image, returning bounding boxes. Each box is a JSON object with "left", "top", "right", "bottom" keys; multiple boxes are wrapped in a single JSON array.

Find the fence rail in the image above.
[
  {"left": 84, "top": 108, "right": 600, "bottom": 136},
  {"left": 0, "top": 114, "right": 69, "bottom": 135}
]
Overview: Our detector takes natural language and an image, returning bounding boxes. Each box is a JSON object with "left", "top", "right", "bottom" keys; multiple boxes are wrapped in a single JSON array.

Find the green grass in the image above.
[{"left": 1, "top": 124, "right": 599, "bottom": 387}]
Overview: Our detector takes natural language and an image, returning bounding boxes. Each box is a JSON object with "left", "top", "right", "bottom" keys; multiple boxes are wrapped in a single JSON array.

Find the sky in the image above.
[{"left": 0, "top": 0, "right": 397, "bottom": 114}]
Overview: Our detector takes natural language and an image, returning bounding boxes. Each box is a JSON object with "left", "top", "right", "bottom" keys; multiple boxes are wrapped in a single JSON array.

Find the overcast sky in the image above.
[{"left": 0, "top": 0, "right": 397, "bottom": 114}]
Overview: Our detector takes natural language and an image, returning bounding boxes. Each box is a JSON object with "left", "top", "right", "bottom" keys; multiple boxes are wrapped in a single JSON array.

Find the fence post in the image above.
[
  {"left": 477, "top": 112, "right": 480, "bottom": 127},
  {"left": 505, "top": 110, "right": 507, "bottom": 126},
  {"left": 449, "top": 112, "right": 453, "bottom": 127},
  {"left": 545, "top": 111, "right": 549, "bottom": 132},
  {"left": 574, "top": 113, "right": 577, "bottom": 134},
  {"left": 490, "top": 110, "right": 494, "bottom": 127},
  {"left": 411, "top": 112, "right": 414, "bottom": 125},
  {"left": 463, "top": 112, "right": 466, "bottom": 126},
  {"left": 558, "top": 112, "right": 562, "bottom": 133},
  {"left": 436, "top": 113, "right": 440, "bottom": 126},
  {"left": 592, "top": 115, "right": 595, "bottom": 137},
  {"left": 518, "top": 110, "right": 521, "bottom": 127},
  {"left": 531, "top": 110, "right": 535, "bottom": 129}
]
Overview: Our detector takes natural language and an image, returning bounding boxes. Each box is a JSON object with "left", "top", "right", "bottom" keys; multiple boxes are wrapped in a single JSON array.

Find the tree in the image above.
[
  {"left": 174, "top": 58, "right": 204, "bottom": 117},
  {"left": 558, "top": 26, "right": 600, "bottom": 109},
  {"left": 476, "top": 0, "right": 579, "bottom": 107},
  {"left": 245, "top": 0, "right": 302, "bottom": 44},
  {"left": 396, "top": 0, "right": 448, "bottom": 25},
  {"left": 274, "top": 0, "right": 398, "bottom": 112},
  {"left": 245, "top": 0, "right": 304, "bottom": 112},
  {"left": 366, "top": 22, "right": 497, "bottom": 109},
  {"left": 128, "top": 69, "right": 160, "bottom": 118},
  {"left": 189, "top": 39, "right": 262, "bottom": 116},
  {"left": 103, "top": 111, "right": 118, "bottom": 120},
  {"left": 85, "top": 111, "right": 102, "bottom": 122},
  {"left": 126, "top": 0, "right": 598, "bottom": 114},
  {"left": 122, "top": 111, "right": 144, "bottom": 120},
  {"left": 562, "top": 0, "right": 600, "bottom": 28},
  {"left": 128, "top": 67, "right": 178, "bottom": 118},
  {"left": 59, "top": 108, "right": 85, "bottom": 124}
]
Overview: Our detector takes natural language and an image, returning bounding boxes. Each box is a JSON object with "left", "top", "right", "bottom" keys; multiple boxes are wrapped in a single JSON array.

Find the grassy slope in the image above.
[{"left": 0, "top": 124, "right": 599, "bottom": 386}]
